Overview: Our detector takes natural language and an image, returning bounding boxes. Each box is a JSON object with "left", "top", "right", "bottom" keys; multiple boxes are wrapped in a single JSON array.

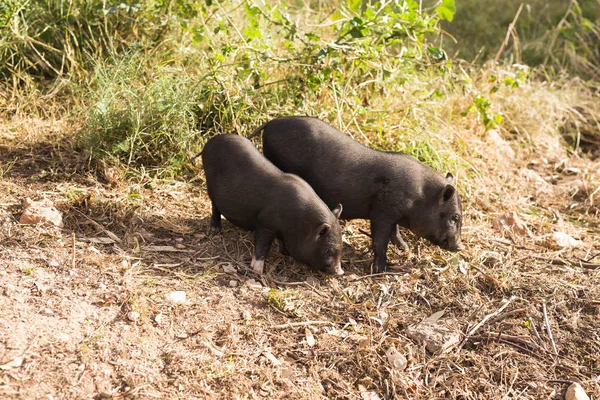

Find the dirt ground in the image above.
[{"left": 1, "top": 118, "right": 599, "bottom": 399}]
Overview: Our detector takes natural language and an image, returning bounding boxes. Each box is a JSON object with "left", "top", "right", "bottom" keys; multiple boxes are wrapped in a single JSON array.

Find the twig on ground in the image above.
[
  {"left": 71, "top": 232, "right": 76, "bottom": 268},
  {"left": 543, "top": 303, "right": 559, "bottom": 357},
  {"left": 457, "top": 295, "right": 516, "bottom": 351},
  {"left": 350, "top": 271, "right": 409, "bottom": 281},
  {"left": 551, "top": 258, "right": 600, "bottom": 270},
  {"left": 470, "top": 334, "right": 540, "bottom": 357},
  {"left": 269, "top": 278, "right": 332, "bottom": 299},
  {"left": 486, "top": 307, "right": 527, "bottom": 325},
  {"left": 71, "top": 207, "right": 122, "bottom": 242},
  {"left": 528, "top": 316, "right": 549, "bottom": 352},
  {"left": 271, "top": 321, "right": 333, "bottom": 329}
]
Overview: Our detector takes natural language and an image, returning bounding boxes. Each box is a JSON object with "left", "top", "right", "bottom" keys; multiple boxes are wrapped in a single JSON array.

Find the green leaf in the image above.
[
  {"left": 192, "top": 28, "right": 204, "bottom": 44},
  {"left": 427, "top": 46, "right": 447, "bottom": 61},
  {"left": 435, "top": 0, "right": 456, "bottom": 22},
  {"left": 245, "top": 3, "right": 260, "bottom": 17},
  {"left": 348, "top": 26, "right": 366, "bottom": 38}
]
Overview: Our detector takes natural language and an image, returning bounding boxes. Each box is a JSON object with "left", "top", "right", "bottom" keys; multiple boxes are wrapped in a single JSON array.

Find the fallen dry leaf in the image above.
[
  {"left": 263, "top": 352, "right": 282, "bottom": 366},
  {"left": 358, "top": 384, "right": 381, "bottom": 400},
  {"left": 305, "top": 328, "right": 315, "bottom": 347},
  {"left": 385, "top": 346, "right": 407, "bottom": 371},
  {"left": 0, "top": 357, "right": 24, "bottom": 370},
  {"left": 492, "top": 211, "right": 532, "bottom": 237},
  {"left": 551, "top": 231, "right": 583, "bottom": 248}
]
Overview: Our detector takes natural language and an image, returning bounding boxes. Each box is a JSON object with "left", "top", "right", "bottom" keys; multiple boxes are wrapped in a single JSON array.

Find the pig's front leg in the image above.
[
  {"left": 251, "top": 228, "right": 276, "bottom": 274},
  {"left": 209, "top": 203, "right": 222, "bottom": 234},
  {"left": 390, "top": 224, "right": 410, "bottom": 252},
  {"left": 370, "top": 217, "right": 395, "bottom": 273}
]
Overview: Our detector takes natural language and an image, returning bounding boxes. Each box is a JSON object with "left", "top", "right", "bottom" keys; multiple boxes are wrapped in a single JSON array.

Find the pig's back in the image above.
[{"left": 262, "top": 117, "right": 390, "bottom": 218}]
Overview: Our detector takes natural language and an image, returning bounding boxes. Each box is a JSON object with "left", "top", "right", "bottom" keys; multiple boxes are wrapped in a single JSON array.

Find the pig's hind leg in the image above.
[
  {"left": 371, "top": 218, "right": 395, "bottom": 273},
  {"left": 390, "top": 224, "right": 410, "bottom": 252},
  {"left": 251, "top": 228, "right": 276, "bottom": 274},
  {"left": 209, "top": 203, "right": 222, "bottom": 234}
]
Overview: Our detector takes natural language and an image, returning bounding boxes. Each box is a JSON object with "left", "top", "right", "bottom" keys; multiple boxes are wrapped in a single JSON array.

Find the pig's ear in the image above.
[
  {"left": 331, "top": 204, "right": 343, "bottom": 219},
  {"left": 445, "top": 172, "right": 454, "bottom": 184},
  {"left": 439, "top": 184, "right": 455, "bottom": 205},
  {"left": 316, "top": 223, "right": 331, "bottom": 239}
]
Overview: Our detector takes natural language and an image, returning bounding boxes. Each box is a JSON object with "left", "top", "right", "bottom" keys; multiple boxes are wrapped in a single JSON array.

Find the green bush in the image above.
[{"left": 77, "top": 0, "right": 458, "bottom": 175}]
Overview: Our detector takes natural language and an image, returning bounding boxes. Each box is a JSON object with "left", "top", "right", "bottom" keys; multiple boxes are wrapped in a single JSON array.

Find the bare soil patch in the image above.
[{"left": 1, "top": 118, "right": 599, "bottom": 399}]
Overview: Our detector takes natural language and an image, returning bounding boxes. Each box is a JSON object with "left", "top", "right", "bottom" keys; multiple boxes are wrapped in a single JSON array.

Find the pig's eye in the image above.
[{"left": 451, "top": 214, "right": 460, "bottom": 223}]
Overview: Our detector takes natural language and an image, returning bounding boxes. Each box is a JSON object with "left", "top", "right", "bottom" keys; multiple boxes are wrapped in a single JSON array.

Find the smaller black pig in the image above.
[
  {"left": 249, "top": 117, "right": 463, "bottom": 273},
  {"left": 202, "top": 134, "right": 344, "bottom": 275}
]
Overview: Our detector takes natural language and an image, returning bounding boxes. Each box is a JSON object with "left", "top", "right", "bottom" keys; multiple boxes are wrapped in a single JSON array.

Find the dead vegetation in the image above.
[{"left": 1, "top": 76, "right": 600, "bottom": 400}]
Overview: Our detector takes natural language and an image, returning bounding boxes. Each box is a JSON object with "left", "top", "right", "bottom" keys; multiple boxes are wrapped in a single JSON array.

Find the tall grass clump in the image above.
[
  {"left": 437, "top": 0, "right": 600, "bottom": 79},
  {"left": 83, "top": 52, "right": 206, "bottom": 172}
]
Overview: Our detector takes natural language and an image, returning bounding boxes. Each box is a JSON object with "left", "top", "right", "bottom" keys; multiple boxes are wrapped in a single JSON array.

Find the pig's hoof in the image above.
[
  {"left": 209, "top": 225, "right": 221, "bottom": 235},
  {"left": 250, "top": 257, "right": 264, "bottom": 274}
]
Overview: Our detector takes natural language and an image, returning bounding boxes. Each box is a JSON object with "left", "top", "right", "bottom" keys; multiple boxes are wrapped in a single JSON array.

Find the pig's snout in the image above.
[
  {"left": 329, "top": 261, "right": 344, "bottom": 276},
  {"left": 444, "top": 238, "right": 464, "bottom": 252}
]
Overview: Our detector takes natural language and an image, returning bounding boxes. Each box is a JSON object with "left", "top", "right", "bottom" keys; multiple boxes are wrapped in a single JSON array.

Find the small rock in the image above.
[
  {"left": 242, "top": 310, "right": 252, "bottom": 321},
  {"left": 174, "top": 243, "right": 186, "bottom": 249},
  {"left": 222, "top": 264, "right": 236, "bottom": 274},
  {"left": 406, "top": 311, "right": 461, "bottom": 354},
  {"left": 565, "top": 382, "right": 589, "bottom": 400},
  {"left": 40, "top": 307, "right": 54, "bottom": 316},
  {"left": 166, "top": 291, "right": 187, "bottom": 304},
  {"left": 229, "top": 280, "right": 238, "bottom": 287},
  {"left": 175, "top": 332, "right": 188, "bottom": 339},
  {"left": 246, "top": 279, "right": 262, "bottom": 289},
  {"left": 385, "top": 346, "right": 407, "bottom": 370},
  {"left": 127, "top": 311, "right": 140, "bottom": 322},
  {"left": 19, "top": 198, "right": 63, "bottom": 227},
  {"left": 154, "top": 313, "right": 163, "bottom": 325},
  {"left": 194, "top": 233, "right": 207, "bottom": 240}
]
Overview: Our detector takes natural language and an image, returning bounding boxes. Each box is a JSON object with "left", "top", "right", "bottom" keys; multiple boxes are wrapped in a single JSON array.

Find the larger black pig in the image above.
[
  {"left": 249, "top": 117, "right": 463, "bottom": 273},
  {"left": 202, "top": 134, "right": 344, "bottom": 275}
]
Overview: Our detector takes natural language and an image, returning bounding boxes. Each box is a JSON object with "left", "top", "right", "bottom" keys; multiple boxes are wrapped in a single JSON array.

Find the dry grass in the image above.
[{"left": 1, "top": 73, "right": 599, "bottom": 399}]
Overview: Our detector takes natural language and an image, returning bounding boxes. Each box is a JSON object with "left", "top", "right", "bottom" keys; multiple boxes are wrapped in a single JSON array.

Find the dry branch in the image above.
[
  {"left": 543, "top": 303, "right": 559, "bottom": 357},
  {"left": 458, "top": 296, "right": 516, "bottom": 351},
  {"left": 271, "top": 321, "right": 334, "bottom": 329}
]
